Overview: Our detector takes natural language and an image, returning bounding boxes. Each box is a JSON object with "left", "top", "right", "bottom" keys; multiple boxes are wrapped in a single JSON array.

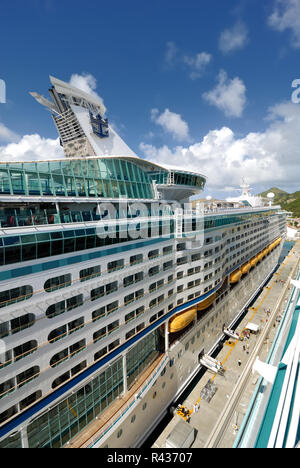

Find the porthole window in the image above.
[
  {"left": 131, "top": 414, "right": 136, "bottom": 423},
  {"left": 117, "top": 429, "right": 123, "bottom": 438},
  {"left": 142, "top": 402, "right": 147, "bottom": 410},
  {"left": 162, "top": 382, "right": 166, "bottom": 389},
  {"left": 152, "top": 391, "right": 157, "bottom": 399}
]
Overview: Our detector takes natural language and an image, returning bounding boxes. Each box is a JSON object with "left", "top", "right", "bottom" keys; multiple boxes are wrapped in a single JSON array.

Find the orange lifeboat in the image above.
[
  {"left": 263, "top": 247, "right": 269, "bottom": 257},
  {"left": 168, "top": 308, "right": 197, "bottom": 333},
  {"left": 273, "top": 237, "right": 281, "bottom": 247},
  {"left": 250, "top": 257, "right": 258, "bottom": 268},
  {"left": 241, "top": 262, "right": 251, "bottom": 275},
  {"left": 197, "top": 293, "right": 216, "bottom": 311},
  {"left": 230, "top": 269, "right": 242, "bottom": 284},
  {"left": 257, "top": 253, "right": 263, "bottom": 262}
]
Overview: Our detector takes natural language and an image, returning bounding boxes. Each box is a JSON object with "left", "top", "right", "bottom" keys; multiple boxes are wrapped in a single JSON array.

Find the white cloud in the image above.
[
  {"left": 0, "top": 122, "right": 20, "bottom": 143},
  {"left": 164, "top": 41, "right": 178, "bottom": 67},
  {"left": 164, "top": 42, "right": 212, "bottom": 79},
  {"left": 183, "top": 52, "right": 212, "bottom": 79},
  {"left": 151, "top": 108, "right": 191, "bottom": 142},
  {"left": 0, "top": 134, "right": 63, "bottom": 161},
  {"left": 140, "top": 101, "right": 300, "bottom": 193},
  {"left": 69, "top": 72, "right": 105, "bottom": 106},
  {"left": 268, "top": 0, "right": 300, "bottom": 48},
  {"left": 219, "top": 21, "right": 249, "bottom": 54},
  {"left": 203, "top": 70, "right": 247, "bottom": 118}
]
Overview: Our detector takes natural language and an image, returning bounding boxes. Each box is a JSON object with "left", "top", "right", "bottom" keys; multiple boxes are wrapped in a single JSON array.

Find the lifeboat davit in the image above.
[
  {"left": 250, "top": 257, "right": 258, "bottom": 268},
  {"left": 168, "top": 308, "right": 197, "bottom": 333},
  {"left": 230, "top": 269, "right": 242, "bottom": 284},
  {"left": 241, "top": 262, "right": 251, "bottom": 275},
  {"left": 197, "top": 293, "right": 216, "bottom": 311}
]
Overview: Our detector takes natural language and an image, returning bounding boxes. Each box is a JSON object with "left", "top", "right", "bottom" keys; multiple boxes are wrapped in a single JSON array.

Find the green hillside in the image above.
[
  {"left": 259, "top": 187, "right": 288, "bottom": 198},
  {"left": 258, "top": 187, "right": 300, "bottom": 217}
]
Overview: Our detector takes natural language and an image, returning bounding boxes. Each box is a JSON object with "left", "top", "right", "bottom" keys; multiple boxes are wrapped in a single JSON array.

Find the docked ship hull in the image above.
[
  {"left": 0, "top": 75, "right": 287, "bottom": 449},
  {"left": 88, "top": 243, "right": 283, "bottom": 449},
  {"left": 0, "top": 205, "right": 285, "bottom": 449}
]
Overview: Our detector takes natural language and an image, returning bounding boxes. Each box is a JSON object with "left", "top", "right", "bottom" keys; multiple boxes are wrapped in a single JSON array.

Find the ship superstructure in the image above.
[
  {"left": 0, "top": 77, "right": 286, "bottom": 448},
  {"left": 30, "top": 75, "right": 137, "bottom": 159}
]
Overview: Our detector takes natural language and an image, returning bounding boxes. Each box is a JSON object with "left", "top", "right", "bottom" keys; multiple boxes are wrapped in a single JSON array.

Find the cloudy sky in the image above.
[{"left": 0, "top": 0, "right": 300, "bottom": 198}]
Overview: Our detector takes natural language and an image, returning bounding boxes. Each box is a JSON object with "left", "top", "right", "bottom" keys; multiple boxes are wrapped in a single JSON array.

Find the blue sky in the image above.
[{"left": 0, "top": 0, "right": 300, "bottom": 197}]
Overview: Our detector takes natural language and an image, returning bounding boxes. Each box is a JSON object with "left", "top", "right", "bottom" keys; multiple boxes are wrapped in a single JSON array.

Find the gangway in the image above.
[
  {"left": 223, "top": 328, "right": 240, "bottom": 341},
  {"left": 200, "top": 354, "right": 225, "bottom": 375}
]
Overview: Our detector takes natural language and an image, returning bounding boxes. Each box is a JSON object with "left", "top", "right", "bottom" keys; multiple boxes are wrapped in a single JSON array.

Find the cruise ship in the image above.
[{"left": 0, "top": 76, "right": 286, "bottom": 448}]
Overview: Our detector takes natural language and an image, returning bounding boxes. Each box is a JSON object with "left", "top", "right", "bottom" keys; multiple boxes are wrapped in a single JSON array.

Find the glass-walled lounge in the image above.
[
  {"left": 148, "top": 169, "right": 206, "bottom": 189},
  {"left": 0, "top": 158, "right": 154, "bottom": 199}
]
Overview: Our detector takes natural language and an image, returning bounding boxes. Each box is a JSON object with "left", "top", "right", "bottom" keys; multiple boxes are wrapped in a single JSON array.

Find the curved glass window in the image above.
[
  {"left": 46, "top": 294, "right": 83, "bottom": 319},
  {"left": 14, "top": 340, "right": 38, "bottom": 361},
  {"left": 0, "top": 158, "right": 154, "bottom": 199},
  {"left": 0, "top": 313, "right": 35, "bottom": 338},
  {"left": 17, "top": 366, "right": 40, "bottom": 388},
  {"left": 44, "top": 274, "right": 71, "bottom": 292},
  {"left": 0, "top": 285, "right": 33, "bottom": 309},
  {"left": 50, "top": 339, "right": 86, "bottom": 367}
]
